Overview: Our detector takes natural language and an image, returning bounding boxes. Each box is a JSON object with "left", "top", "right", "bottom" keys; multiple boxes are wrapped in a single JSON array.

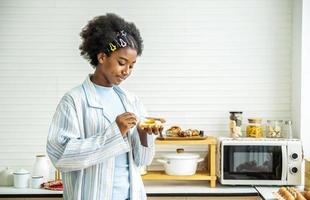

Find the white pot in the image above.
[
  {"left": 157, "top": 152, "right": 203, "bottom": 176},
  {"left": 13, "top": 169, "right": 30, "bottom": 188}
]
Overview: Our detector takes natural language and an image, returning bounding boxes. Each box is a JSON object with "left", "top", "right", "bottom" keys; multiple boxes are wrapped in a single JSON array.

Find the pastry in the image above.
[
  {"left": 289, "top": 187, "right": 307, "bottom": 200},
  {"left": 177, "top": 129, "right": 200, "bottom": 137},
  {"left": 190, "top": 129, "right": 200, "bottom": 136},
  {"left": 304, "top": 191, "right": 310, "bottom": 200},
  {"left": 278, "top": 187, "right": 295, "bottom": 200},
  {"left": 140, "top": 118, "right": 162, "bottom": 129},
  {"left": 166, "top": 126, "right": 181, "bottom": 137},
  {"left": 278, "top": 187, "right": 308, "bottom": 200},
  {"left": 178, "top": 130, "right": 188, "bottom": 137}
]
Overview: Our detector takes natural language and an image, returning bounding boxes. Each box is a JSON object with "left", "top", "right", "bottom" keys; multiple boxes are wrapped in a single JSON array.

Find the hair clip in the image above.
[
  {"left": 119, "top": 38, "right": 127, "bottom": 47},
  {"left": 109, "top": 43, "right": 116, "bottom": 52},
  {"left": 119, "top": 30, "right": 127, "bottom": 37}
]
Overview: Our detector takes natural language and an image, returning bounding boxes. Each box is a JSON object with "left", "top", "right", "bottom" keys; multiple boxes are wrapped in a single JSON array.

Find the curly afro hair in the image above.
[{"left": 79, "top": 13, "right": 143, "bottom": 67}]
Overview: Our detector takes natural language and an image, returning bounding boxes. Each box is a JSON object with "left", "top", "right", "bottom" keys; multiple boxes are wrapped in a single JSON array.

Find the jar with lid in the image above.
[
  {"left": 229, "top": 111, "right": 243, "bottom": 138},
  {"left": 266, "top": 120, "right": 283, "bottom": 138},
  {"left": 283, "top": 120, "right": 293, "bottom": 139},
  {"left": 246, "top": 118, "right": 263, "bottom": 138}
]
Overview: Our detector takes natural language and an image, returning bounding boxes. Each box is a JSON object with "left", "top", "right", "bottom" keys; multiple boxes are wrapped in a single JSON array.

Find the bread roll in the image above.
[
  {"left": 277, "top": 187, "right": 295, "bottom": 200},
  {"left": 289, "top": 187, "right": 307, "bottom": 200},
  {"left": 278, "top": 187, "right": 287, "bottom": 196},
  {"left": 282, "top": 189, "right": 295, "bottom": 200},
  {"left": 303, "top": 191, "right": 310, "bottom": 200}
]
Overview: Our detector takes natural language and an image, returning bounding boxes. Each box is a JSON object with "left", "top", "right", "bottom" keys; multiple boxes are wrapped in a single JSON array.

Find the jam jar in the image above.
[{"left": 246, "top": 118, "right": 263, "bottom": 138}]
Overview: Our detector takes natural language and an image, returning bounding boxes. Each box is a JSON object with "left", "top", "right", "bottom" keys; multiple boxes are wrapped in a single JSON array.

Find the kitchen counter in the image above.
[
  {"left": 0, "top": 181, "right": 260, "bottom": 198},
  {"left": 1, "top": 182, "right": 306, "bottom": 199},
  {"left": 0, "top": 186, "right": 62, "bottom": 197}
]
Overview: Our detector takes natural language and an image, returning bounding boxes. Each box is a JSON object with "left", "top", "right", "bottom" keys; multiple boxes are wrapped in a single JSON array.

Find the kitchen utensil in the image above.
[
  {"left": 13, "top": 168, "right": 30, "bottom": 188},
  {"left": 157, "top": 149, "right": 203, "bottom": 176},
  {"left": 55, "top": 170, "right": 61, "bottom": 180}
]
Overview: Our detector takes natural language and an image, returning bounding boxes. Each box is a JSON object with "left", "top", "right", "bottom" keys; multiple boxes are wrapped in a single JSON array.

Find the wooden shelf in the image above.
[
  {"left": 142, "top": 171, "right": 216, "bottom": 181},
  {"left": 151, "top": 136, "right": 218, "bottom": 188},
  {"left": 155, "top": 136, "right": 217, "bottom": 145}
]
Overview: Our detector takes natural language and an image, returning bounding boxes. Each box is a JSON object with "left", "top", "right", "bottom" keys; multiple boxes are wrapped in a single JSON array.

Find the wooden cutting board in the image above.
[{"left": 157, "top": 136, "right": 207, "bottom": 140}]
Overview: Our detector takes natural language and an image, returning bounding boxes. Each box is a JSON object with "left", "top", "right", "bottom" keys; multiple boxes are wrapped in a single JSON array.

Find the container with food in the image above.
[
  {"left": 246, "top": 118, "right": 263, "bottom": 138},
  {"left": 229, "top": 111, "right": 243, "bottom": 138},
  {"left": 267, "top": 120, "right": 283, "bottom": 138},
  {"left": 157, "top": 149, "right": 203, "bottom": 176}
]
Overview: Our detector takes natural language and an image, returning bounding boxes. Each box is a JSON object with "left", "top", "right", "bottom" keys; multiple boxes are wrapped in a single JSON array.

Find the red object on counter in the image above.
[{"left": 41, "top": 179, "right": 63, "bottom": 191}]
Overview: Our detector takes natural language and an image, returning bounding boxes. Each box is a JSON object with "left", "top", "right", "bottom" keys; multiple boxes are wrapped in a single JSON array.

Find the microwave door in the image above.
[{"left": 222, "top": 145, "right": 285, "bottom": 185}]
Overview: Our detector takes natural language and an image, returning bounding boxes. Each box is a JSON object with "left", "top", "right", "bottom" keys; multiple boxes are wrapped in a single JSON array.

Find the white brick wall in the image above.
[{"left": 0, "top": 0, "right": 293, "bottom": 171}]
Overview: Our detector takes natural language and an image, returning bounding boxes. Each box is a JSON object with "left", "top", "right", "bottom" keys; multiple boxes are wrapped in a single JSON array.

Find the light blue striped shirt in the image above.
[
  {"left": 47, "top": 75, "right": 154, "bottom": 200},
  {"left": 93, "top": 83, "right": 130, "bottom": 200}
]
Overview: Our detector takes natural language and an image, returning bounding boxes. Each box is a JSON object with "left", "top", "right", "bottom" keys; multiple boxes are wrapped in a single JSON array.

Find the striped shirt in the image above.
[{"left": 46, "top": 75, "right": 155, "bottom": 200}]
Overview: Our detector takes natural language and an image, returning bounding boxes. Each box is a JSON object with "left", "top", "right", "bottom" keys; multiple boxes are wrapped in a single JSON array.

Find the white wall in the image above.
[
  {"left": 300, "top": 0, "right": 310, "bottom": 157},
  {"left": 0, "top": 0, "right": 294, "bottom": 172}
]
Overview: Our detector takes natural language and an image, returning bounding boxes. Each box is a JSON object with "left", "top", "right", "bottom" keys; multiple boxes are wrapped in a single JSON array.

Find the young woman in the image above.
[{"left": 47, "top": 13, "right": 162, "bottom": 200}]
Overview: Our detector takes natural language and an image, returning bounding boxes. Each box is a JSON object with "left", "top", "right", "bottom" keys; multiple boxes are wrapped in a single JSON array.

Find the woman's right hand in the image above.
[{"left": 116, "top": 112, "right": 138, "bottom": 136}]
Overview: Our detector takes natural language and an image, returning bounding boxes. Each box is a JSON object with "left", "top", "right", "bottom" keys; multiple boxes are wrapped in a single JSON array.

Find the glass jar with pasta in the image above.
[
  {"left": 246, "top": 118, "right": 263, "bottom": 138},
  {"left": 266, "top": 120, "right": 283, "bottom": 138}
]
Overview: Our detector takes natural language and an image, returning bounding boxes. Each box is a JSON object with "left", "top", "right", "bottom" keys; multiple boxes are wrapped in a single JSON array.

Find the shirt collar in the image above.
[{"left": 82, "top": 74, "right": 127, "bottom": 109}]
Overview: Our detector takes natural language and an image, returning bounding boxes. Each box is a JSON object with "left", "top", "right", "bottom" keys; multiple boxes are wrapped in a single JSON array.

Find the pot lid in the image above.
[
  {"left": 13, "top": 168, "right": 30, "bottom": 175},
  {"left": 163, "top": 153, "right": 199, "bottom": 160}
]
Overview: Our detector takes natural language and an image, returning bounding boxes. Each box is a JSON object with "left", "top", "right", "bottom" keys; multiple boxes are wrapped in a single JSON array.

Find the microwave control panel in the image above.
[{"left": 287, "top": 140, "right": 303, "bottom": 185}]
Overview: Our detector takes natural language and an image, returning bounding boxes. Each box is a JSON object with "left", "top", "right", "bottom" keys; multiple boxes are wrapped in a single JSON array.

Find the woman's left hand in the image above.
[{"left": 136, "top": 121, "right": 164, "bottom": 147}]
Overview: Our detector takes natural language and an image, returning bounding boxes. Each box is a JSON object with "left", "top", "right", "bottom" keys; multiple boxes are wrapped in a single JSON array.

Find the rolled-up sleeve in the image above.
[{"left": 46, "top": 95, "right": 130, "bottom": 172}]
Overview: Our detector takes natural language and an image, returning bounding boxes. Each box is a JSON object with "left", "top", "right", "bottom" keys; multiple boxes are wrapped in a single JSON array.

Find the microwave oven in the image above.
[{"left": 217, "top": 137, "right": 303, "bottom": 185}]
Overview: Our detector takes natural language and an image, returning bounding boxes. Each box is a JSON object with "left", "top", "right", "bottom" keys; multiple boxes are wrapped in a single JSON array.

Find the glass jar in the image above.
[
  {"left": 229, "top": 111, "right": 243, "bottom": 138},
  {"left": 283, "top": 120, "right": 293, "bottom": 139},
  {"left": 266, "top": 120, "right": 283, "bottom": 138},
  {"left": 246, "top": 118, "right": 263, "bottom": 138}
]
